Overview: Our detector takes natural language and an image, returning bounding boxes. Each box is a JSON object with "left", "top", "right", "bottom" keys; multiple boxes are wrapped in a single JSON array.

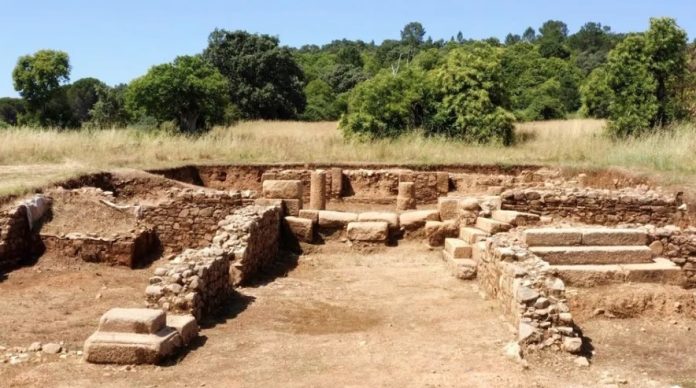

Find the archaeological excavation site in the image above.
[{"left": 1, "top": 163, "right": 696, "bottom": 386}]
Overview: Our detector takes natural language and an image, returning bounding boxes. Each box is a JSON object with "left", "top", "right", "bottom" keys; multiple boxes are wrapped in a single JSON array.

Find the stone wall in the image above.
[
  {"left": 146, "top": 247, "right": 232, "bottom": 321},
  {"left": 0, "top": 206, "right": 32, "bottom": 269},
  {"left": 501, "top": 188, "right": 683, "bottom": 226},
  {"left": 647, "top": 226, "right": 696, "bottom": 286},
  {"left": 476, "top": 235, "right": 582, "bottom": 354},
  {"left": 212, "top": 205, "right": 281, "bottom": 285},
  {"left": 41, "top": 228, "right": 158, "bottom": 268},
  {"left": 139, "top": 188, "right": 244, "bottom": 253}
]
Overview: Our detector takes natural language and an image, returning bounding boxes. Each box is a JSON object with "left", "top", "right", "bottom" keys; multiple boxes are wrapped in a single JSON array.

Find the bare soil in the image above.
[{"left": 2, "top": 242, "right": 696, "bottom": 387}]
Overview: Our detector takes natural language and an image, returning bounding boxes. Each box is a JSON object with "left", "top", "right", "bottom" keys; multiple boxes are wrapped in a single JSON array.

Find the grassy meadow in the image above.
[{"left": 1, "top": 119, "right": 695, "bottom": 197}]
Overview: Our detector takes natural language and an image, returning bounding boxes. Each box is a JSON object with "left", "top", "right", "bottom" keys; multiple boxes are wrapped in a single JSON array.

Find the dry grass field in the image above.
[{"left": 1, "top": 119, "right": 695, "bottom": 197}]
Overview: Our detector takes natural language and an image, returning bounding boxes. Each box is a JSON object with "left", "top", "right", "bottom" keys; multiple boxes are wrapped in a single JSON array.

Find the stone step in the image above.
[
  {"left": 551, "top": 258, "right": 685, "bottom": 287},
  {"left": 475, "top": 217, "right": 512, "bottom": 234},
  {"left": 98, "top": 308, "right": 166, "bottom": 335},
  {"left": 530, "top": 245, "right": 653, "bottom": 265},
  {"left": 459, "top": 227, "right": 489, "bottom": 244},
  {"left": 84, "top": 327, "right": 182, "bottom": 364},
  {"left": 358, "top": 212, "right": 400, "bottom": 229},
  {"left": 399, "top": 210, "right": 440, "bottom": 230},
  {"left": 523, "top": 228, "right": 647, "bottom": 247},
  {"left": 490, "top": 210, "right": 540, "bottom": 226},
  {"left": 441, "top": 250, "right": 477, "bottom": 280},
  {"left": 444, "top": 238, "right": 472, "bottom": 259}
]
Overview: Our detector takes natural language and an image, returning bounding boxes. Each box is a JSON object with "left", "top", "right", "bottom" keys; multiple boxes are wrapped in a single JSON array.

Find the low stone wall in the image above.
[
  {"left": 647, "top": 226, "right": 696, "bottom": 286},
  {"left": 146, "top": 247, "right": 232, "bottom": 321},
  {"left": 212, "top": 205, "right": 281, "bottom": 285},
  {"left": 41, "top": 228, "right": 158, "bottom": 268},
  {"left": 501, "top": 188, "right": 683, "bottom": 226},
  {"left": 140, "top": 188, "right": 243, "bottom": 253},
  {"left": 476, "top": 234, "right": 582, "bottom": 354},
  {"left": 0, "top": 206, "right": 32, "bottom": 268}
]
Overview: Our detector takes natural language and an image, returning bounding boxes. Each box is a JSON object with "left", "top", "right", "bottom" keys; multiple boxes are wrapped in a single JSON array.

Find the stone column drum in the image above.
[
  {"left": 309, "top": 170, "right": 327, "bottom": 210},
  {"left": 396, "top": 182, "right": 416, "bottom": 210}
]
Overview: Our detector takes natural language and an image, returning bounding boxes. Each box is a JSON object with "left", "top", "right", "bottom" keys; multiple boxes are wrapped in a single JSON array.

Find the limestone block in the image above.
[
  {"left": 396, "top": 182, "right": 416, "bottom": 210},
  {"left": 580, "top": 228, "right": 648, "bottom": 246},
  {"left": 358, "top": 212, "right": 399, "bottom": 229},
  {"left": 262, "top": 180, "right": 303, "bottom": 200},
  {"left": 347, "top": 221, "right": 388, "bottom": 242},
  {"left": 530, "top": 245, "right": 653, "bottom": 265},
  {"left": 444, "top": 238, "right": 472, "bottom": 258},
  {"left": 425, "top": 220, "right": 458, "bottom": 247},
  {"left": 438, "top": 197, "right": 460, "bottom": 221},
  {"left": 459, "top": 227, "right": 489, "bottom": 244},
  {"left": 396, "top": 197, "right": 416, "bottom": 211},
  {"left": 166, "top": 314, "right": 199, "bottom": 346},
  {"left": 475, "top": 217, "right": 512, "bottom": 234},
  {"left": 330, "top": 168, "right": 343, "bottom": 198},
  {"left": 309, "top": 170, "right": 327, "bottom": 210},
  {"left": 318, "top": 210, "right": 358, "bottom": 228},
  {"left": 99, "top": 308, "right": 166, "bottom": 335},
  {"left": 399, "top": 210, "right": 440, "bottom": 230},
  {"left": 285, "top": 216, "right": 315, "bottom": 242},
  {"left": 436, "top": 172, "right": 450, "bottom": 194},
  {"left": 491, "top": 210, "right": 540, "bottom": 226},
  {"left": 298, "top": 209, "right": 319, "bottom": 223},
  {"left": 523, "top": 228, "right": 583, "bottom": 247},
  {"left": 84, "top": 327, "right": 182, "bottom": 364},
  {"left": 281, "top": 199, "right": 302, "bottom": 217}
]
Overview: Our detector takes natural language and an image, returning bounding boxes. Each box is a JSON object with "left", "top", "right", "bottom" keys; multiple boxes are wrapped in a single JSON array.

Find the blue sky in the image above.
[{"left": 1, "top": 0, "right": 694, "bottom": 97}]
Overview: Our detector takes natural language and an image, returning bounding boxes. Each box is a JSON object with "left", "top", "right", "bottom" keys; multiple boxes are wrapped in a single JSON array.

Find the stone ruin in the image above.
[{"left": 1, "top": 164, "right": 694, "bottom": 365}]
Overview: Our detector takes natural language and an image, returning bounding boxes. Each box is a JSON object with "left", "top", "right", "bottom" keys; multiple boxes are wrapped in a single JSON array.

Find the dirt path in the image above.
[{"left": 2, "top": 241, "right": 696, "bottom": 387}]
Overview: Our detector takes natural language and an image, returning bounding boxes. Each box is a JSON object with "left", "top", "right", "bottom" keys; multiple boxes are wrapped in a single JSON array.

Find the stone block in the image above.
[
  {"left": 399, "top": 210, "right": 440, "bottom": 230},
  {"left": 438, "top": 197, "right": 460, "bottom": 221},
  {"left": 436, "top": 172, "right": 450, "bottom": 194},
  {"left": 425, "top": 220, "right": 458, "bottom": 247},
  {"left": 491, "top": 210, "right": 540, "bottom": 226},
  {"left": 262, "top": 180, "right": 303, "bottom": 200},
  {"left": 442, "top": 250, "right": 477, "bottom": 280},
  {"left": 358, "top": 212, "right": 399, "bottom": 229},
  {"left": 523, "top": 228, "right": 583, "bottom": 247},
  {"left": 530, "top": 245, "right": 654, "bottom": 265},
  {"left": 347, "top": 221, "right": 388, "bottom": 242},
  {"left": 281, "top": 199, "right": 302, "bottom": 217},
  {"left": 285, "top": 216, "right": 315, "bottom": 242},
  {"left": 98, "top": 308, "right": 166, "bottom": 335},
  {"left": 444, "top": 238, "right": 472, "bottom": 258},
  {"left": 166, "top": 314, "right": 199, "bottom": 346},
  {"left": 475, "top": 217, "right": 512, "bottom": 234},
  {"left": 330, "top": 168, "right": 343, "bottom": 197},
  {"left": 580, "top": 228, "right": 648, "bottom": 246},
  {"left": 298, "top": 209, "right": 319, "bottom": 223},
  {"left": 459, "top": 227, "right": 489, "bottom": 244},
  {"left": 84, "top": 327, "right": 181, "bottom": 365},
  {"left": 318, "top": 210, "right": 358, "bottom": 228},
  {"left": 396, "top": 197, "right": 416, "bottom": 211}
]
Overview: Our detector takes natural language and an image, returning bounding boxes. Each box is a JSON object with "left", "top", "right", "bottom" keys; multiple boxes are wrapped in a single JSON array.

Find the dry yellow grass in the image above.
[{"left": 1, "top": 118, "right": 694, "bottom": 197}]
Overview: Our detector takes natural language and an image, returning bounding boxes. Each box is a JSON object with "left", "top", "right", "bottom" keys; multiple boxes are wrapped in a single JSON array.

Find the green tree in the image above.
[
  {"left": 580, "top": 66, "right": 612, "bottom": 118},
  {"left": 644, "top": 17, "right": 689, "bottom": 125},
  {"left": 0, "top": 98, "right": 26, "bottom": 126},
  {"left": 126, "top": 55, "right": 229, "bottom": 132},
  {"left": 203, "top": 29, "right": 306, "bottom": 119},
  {"left": 522, "top": 27, "right": 537, "bottom": 43},
  {"left": 66, "top": 77, "right": 107, "bottom": 125},
  {"left": 87, "top": 83, "right": 129, "bottom": 128},
  {"left": 537, "top": 20, "right": 570, "bottom": 59},
  {"left": 428, "top": 44, "right": 515, "bottom": 144},
  {"left": 604, "top": 34, "right": 658, "bottom": 137},
  {"left": 340, "top": 67, "right": 428, "bottom": 138},
  {"left": 12, "top": 50, "right": 71, "bottom": 126},
  {"left": 302, "top": 79, "right": 342, "bottom": 121},
  {"left": 401, "top": 22, "right": 426, "bottom": 47}
]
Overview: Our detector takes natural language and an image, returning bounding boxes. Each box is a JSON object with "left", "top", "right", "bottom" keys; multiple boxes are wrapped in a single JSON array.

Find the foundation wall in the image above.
[
  {"left": 41, "top": 228, "right": 158, "bottom": 268},
  {"left": 501, "top": 188, "right": 683, "bottom": 226},
  {"left": 0, "top": 206, "right": 32, "bottom": 268},
  {"left": 213, "top": 205, "right": 281, "bottom": 285},
  {"left": 647, "top": 227, "right": 696, "bottom": 286},
  {"left": 476, "top": 235, "right": 580, "bottom": 351},
  {"left": 140, "top": 188, "right": 244, "bottom": 253}
]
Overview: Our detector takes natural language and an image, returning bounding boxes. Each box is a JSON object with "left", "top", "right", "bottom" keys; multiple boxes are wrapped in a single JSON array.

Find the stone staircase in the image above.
[
  {"left": 523, "top": 228, "right": 685, "bottom": 287},
  {"left": 84, "top": 308, "right": 198, "bottom": 364},
  {"left": 442, "top": 210, "right": 539, "bottom": 279}
]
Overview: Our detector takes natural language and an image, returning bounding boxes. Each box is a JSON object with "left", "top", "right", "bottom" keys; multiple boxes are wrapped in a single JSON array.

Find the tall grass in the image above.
[{"left": 0, "top": 119, "right": 695, "bottom": 196}]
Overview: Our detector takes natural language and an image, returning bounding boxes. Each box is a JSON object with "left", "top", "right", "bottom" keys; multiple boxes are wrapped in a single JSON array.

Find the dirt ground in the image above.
[{"left": 2, "top": 242, "right": 696, "bottom": 387}]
